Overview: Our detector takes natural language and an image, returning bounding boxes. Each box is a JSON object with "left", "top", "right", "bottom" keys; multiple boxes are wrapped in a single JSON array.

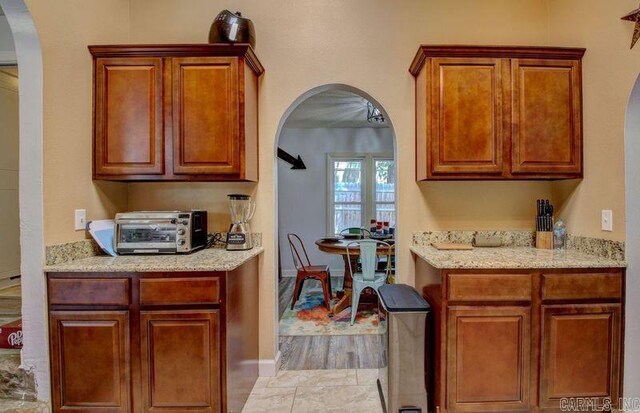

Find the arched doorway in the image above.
[
  {"left": 273, "top": 84, "right": 398, "bottom": 370},
  {"left": 624, "top": 74, "right": 640, "bottom": 399},
  {"left": 0, "top": 0, "right": 46, "bottom": 401}
]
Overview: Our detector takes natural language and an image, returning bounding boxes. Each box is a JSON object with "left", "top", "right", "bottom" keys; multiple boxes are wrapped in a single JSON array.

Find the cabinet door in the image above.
[
  {"left": 511, "top": 59, "right": 582, "bottom": 175},
  {"left": 140, "top": 310, "right": 221, "bottom": 413},
  {"left": 172, "top": 57, "right": 240, "bottom": 175},
  {"left": 429, "top": 58, "right": 504, "bottom": 175},
  {"left": 540, "top": 304, "right": 621, "bottom": 409},
  {"left": 49, "top": 311, "right": 130, "bottom": 413},
  {"left": 95, "top": 58, "right": 164, "bottom": 176},
  {"left": 447, "top": 306, "right": 531, "bottom": 412}
]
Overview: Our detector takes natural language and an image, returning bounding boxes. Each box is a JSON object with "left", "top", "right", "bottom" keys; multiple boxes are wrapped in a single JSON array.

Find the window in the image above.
[
  {"left": 332, "top": 159, "right": 364, "bottom": 233},
  {"left": 374, "top": 159, "right": 396, "bottom": 226},
  {"left": 328, "top": 154, "right": 395, "bottom": 235}
]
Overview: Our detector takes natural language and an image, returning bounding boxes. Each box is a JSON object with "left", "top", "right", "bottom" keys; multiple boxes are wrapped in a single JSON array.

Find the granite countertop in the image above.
[
  {"left": 45, "top": 247, "right": 264, "bottom": 273},
  {"left": 411, "top": 245, "right": 626, "bottom": 269}
]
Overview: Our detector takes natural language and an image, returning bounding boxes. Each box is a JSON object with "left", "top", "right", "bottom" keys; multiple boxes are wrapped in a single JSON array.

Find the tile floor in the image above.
[{"left": 242, "top": 369, "right": 383, "bottom": 413}]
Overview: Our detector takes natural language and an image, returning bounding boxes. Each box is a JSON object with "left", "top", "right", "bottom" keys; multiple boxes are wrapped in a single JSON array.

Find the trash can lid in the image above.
[{"left": 379, "top": 284, "right": 430, "bottom": 313}]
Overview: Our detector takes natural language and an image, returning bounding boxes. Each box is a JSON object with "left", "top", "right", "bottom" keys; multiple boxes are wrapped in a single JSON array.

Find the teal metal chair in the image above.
[{"left": 346, "top": 239, "right": 392, "bottom": 325}]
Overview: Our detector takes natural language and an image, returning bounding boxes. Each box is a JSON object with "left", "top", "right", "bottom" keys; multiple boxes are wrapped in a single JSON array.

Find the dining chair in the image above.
[
  {"left": 287, "top": 233, "right": 332, "bottom": 311},
  {"left": 346, "top": 239, "right": 392, "bottom": 325}
]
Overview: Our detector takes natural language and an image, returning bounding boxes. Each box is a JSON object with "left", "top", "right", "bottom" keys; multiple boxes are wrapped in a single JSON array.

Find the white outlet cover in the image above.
[
  {"left": 601, "top": 209, "right": 613, "bottom": 232},
  {"left": 74, "top": 209, "right": 87, "bottom": 231}
]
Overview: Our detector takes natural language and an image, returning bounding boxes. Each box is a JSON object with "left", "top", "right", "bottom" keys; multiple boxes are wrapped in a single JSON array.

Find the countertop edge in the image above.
[
  {"left": 410, "top": 246, "right": 627, "bottom": 270},
  {"left": 44, "top": 247, "right": 264, "bottom": 273}
]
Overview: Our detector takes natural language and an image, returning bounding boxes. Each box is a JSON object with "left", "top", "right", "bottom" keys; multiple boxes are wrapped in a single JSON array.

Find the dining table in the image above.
[{"left": 315, "top": 238, "right": 395, "bottom": 316}]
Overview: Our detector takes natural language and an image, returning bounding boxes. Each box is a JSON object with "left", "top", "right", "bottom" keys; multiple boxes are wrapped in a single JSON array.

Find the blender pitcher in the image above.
[{"left": 226, "top": 194, "right": 255, "bottom": 250}]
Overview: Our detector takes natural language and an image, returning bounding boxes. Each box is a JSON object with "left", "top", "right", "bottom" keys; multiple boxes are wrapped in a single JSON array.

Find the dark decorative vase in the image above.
[{"left": 208, "top": 10, "right": 256, "bottom": 49}]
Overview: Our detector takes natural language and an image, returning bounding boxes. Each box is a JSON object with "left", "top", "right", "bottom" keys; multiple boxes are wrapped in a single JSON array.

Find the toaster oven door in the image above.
[{"left": 116, "top": 219, "right": 178, "bottom": 252}]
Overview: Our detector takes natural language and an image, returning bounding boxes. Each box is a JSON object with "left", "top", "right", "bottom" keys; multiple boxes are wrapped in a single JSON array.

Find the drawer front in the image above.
[
  {"left": 48, "top": 278, "right": 130, "bottom": 306},
  {"left": 140, "top": 277, "right": 220, "bottom": 306},
  {"left": 448, "top": 273, "right": 532, "bottom": 302},
  {"left": 542, "top": 272, "right": 622, "bottom": 301}
]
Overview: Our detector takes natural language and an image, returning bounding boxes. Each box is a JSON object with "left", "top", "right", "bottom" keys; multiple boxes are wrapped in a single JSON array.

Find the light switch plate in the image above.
[
  {"left": 601, "top": 209, "right": 613, "bottom": 232},
  {"left": 74, "top": 209, "right": 87, "bottom": 231}
]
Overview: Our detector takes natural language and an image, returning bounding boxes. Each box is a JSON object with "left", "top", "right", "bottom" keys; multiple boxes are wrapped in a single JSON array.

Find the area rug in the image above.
[{"left": 279, "top": 284, "right": 383, "bottom": 336}]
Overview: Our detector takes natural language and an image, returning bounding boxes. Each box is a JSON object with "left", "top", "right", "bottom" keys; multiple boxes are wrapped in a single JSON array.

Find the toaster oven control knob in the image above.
[
  {"left": 178, "top": 239, "right": 186, "bottom": 246},
  {"left": 177, "top": 229, "right": 185, "bottom": 235},
  {"left": 181, "top": 219, "right": 189, "bottom": 225}
]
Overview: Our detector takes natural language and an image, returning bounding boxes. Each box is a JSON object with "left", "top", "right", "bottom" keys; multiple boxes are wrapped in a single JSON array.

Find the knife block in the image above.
[{"left": 536, "top": 231, "right": 553, "bottom": 249}]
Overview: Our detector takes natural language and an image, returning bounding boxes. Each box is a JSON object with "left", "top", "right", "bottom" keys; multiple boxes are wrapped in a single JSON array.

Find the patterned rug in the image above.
[{"left": 279, "top": 283, "right": 383, "bottom": 336}]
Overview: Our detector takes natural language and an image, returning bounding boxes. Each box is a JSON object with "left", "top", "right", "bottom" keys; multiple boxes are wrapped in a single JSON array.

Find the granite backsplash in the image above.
[
  {"left": 413, "top": 230, "right": 625, "bottom": 261},
  {"left": 45, "top": 232, "right": 263, "bottom": 266}
]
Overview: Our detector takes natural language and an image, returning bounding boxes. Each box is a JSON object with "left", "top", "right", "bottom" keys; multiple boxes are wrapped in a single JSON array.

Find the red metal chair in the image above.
[{"left": 287, "top": 233, "right": 332, "bottom": 310}]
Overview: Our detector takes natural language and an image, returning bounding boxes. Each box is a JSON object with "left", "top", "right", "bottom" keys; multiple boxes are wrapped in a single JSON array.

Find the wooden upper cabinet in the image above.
[
  {"left": 172, "top": 57, "right": 240, "bottom": 175},
  {"left": 511, "top": 59, "right": 582, "bottom": 175},
  {"left": 429, "top": 58, "right": 504, "bottom": 175},
  {"left": 411, "top": 45, "right": 585, "bottom": 180},
  {"left": 95, "top": 58, "right": 164, "bottom": 177},
  {"left": 90, "top": 45, "right": 263, "bottom": 182}
]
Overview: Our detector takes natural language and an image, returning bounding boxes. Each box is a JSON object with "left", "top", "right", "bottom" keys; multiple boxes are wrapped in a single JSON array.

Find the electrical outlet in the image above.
[
  {"left": 601, "top": 209, "right": 613, "bottom": 232},
  {"left": 74, "top": 209, "right": 87, "bottom": 231}
]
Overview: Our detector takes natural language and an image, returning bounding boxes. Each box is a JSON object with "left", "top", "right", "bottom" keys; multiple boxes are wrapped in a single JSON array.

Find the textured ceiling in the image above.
[{"left": 284, "top": 89, "right": 389, "bottom": 129}]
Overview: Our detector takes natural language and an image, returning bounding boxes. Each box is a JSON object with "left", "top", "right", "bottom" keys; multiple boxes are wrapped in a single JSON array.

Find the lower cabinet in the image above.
[
  {"left": 49, "top": 311, "right": 131, "bottom": 413},
  {"left": 140, "top": 310, "right": 221, "bottom": 413},
  {"left": 540, "top": 304, "right": 622, "bottom": 410},
  {"left": 47, "top": 258, "right": 259, "bottom": 413},
  {"left": 421, "top": 268, "right": 625, "bottom": 413},
  {"left": 447, "top": 307, "right": 531, "bottom": 412}
]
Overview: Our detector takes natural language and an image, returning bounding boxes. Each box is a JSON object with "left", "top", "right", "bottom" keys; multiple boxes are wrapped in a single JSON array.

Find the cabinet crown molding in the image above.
[
  {"left": 409, "top": 45, "right": 586, "bottom": 76},
  {"left": 89, "top": 43, "right": 265, "bottom": 76}
]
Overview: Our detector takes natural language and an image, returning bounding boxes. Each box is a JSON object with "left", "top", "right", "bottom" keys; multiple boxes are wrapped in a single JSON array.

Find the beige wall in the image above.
[
  {"left": 547, "top": 0, "right": 639, "bottom": 242},
  {"left": 128, "top": 182, "right": 257, "bottom": 232},
  {"left": 26, "top": 0, "right": 130, "bottom": 246},
  {"left": 32, "top": 0, "right": 634, "bottom": 362},
  {"left": 126, "top": 0, "right": 552, "bottom": 359},
  {"left": 0, "top": 68, "right": 20, "bottom": 280}
]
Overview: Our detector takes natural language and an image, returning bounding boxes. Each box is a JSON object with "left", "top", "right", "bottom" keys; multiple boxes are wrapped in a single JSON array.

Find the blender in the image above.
[{"left": 226, "top": 194, "right": 256, "bottom": 250}]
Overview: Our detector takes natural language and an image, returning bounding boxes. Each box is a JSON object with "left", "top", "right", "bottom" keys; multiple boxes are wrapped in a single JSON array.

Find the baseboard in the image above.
[
  {"left": 0, "top": 52, "right": 17, "bottom": 65},
  {"left": 258, "top": 350, "right": 282, "bottom": 377}
]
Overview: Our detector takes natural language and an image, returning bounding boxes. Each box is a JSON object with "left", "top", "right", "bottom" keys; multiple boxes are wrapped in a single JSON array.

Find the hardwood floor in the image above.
[
  {"left": 278, "top": 276, "right": 384, "bottom": 370},
  {"left": 0, "top": 283, "right": 20, "bottom": 326},
  {"left": 279, "top": 335, "right": 385, "bottom": 370},
  {"left": 278, "top": 276, "right": 295, "bottom": 319}
]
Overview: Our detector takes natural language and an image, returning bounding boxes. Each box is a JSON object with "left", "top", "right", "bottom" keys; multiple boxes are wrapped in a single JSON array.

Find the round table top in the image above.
[{"left": 315, "top": 238, "right": 395, "bottom": 255}]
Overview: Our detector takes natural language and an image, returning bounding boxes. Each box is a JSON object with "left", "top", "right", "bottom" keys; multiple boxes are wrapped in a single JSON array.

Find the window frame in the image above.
[
  {"left": 372, "top": 157, "right": 396, "bottom": 229},
  {"left": 327, "top": 152, "right": 394, "bottom": 235}
]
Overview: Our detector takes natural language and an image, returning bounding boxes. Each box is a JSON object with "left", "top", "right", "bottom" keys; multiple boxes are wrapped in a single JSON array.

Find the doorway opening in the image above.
[
  {"left": 623, "top": 74, "right": 640, "bottom": 398},
  {"left": 275, "top": 84, "right": 397, "bottom": 370},
  {"left": 0, "top": 8, "right": 21, "bottom": 357},
  {"left": 0, "top": 0, "right": 46, "bottom": 402}
]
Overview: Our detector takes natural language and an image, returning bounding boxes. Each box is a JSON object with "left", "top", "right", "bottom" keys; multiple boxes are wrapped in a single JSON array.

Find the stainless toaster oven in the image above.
[{"left": 114, "top": 211, "right": 207, "bottom": 254}]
